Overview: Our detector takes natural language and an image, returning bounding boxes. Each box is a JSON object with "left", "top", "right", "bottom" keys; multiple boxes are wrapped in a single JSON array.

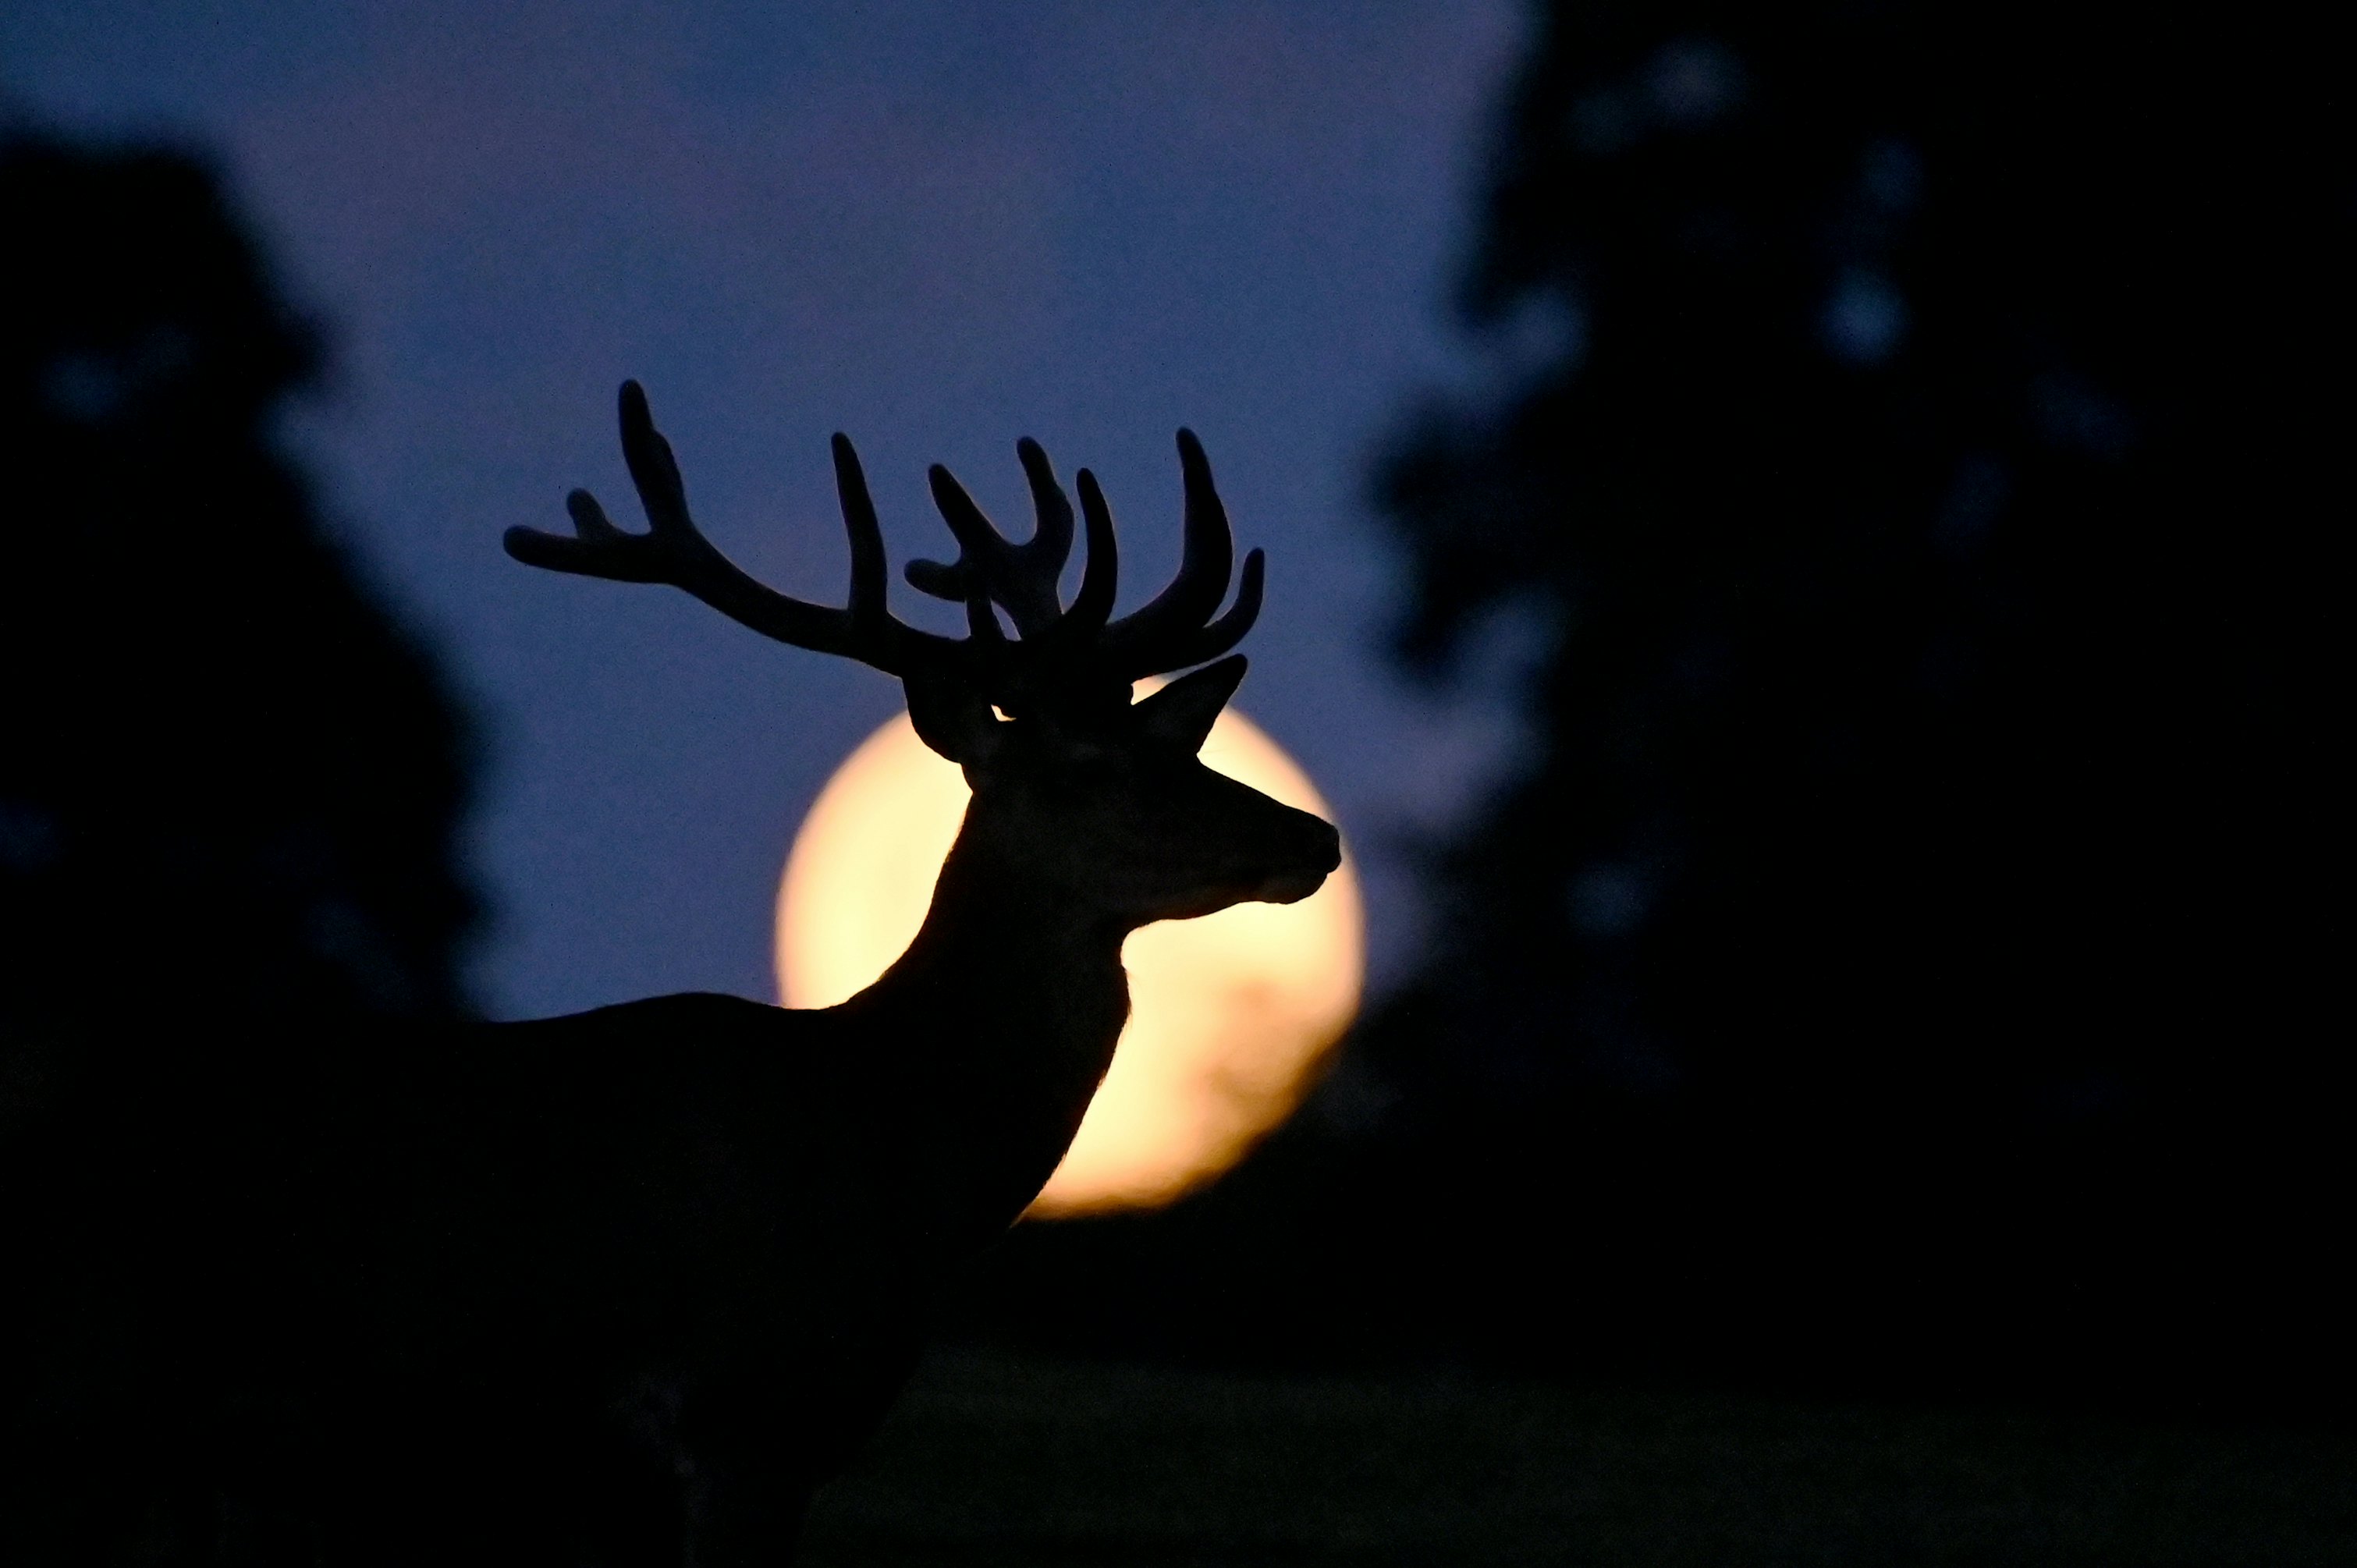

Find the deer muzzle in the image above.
[{"left": 1251, "top": 814, "right": 1342, "bottom": 905}]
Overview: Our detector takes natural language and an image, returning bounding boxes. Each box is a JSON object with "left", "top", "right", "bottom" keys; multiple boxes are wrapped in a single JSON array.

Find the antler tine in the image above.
[
  {"left": 1038, "top": 468, "right": 1119, "bottom": 647},
  {"left": 1107, "top": 545, "right": 1273, "bottom": 679},
  {"left": 1014, "top": 437, "right": 1075, "bottom": 580},
  {"left": 910, "top": 440, "right": 1078, "bottom": 637},
  {"left": 504, "top": 381, "right": 964, "bottom": 678},
  {"left": 922, "top": 466, "right": 1043, "bottom": 632},
  {"left": 829, "top": 432, "right": 925, "bottom": 665},
  {"left": 1093, "top": 427, "right": 1237, "bottom": 672}
]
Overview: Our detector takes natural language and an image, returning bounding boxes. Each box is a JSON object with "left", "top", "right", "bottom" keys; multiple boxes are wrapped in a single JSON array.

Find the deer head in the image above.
[{"left": 505, "top": 382, "right": 1340, "bottom": 933}]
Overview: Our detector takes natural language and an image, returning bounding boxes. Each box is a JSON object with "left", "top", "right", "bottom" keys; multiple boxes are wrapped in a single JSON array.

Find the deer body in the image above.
[{"left": 2, "top": 384, "right": 1336, "bottom": 1564}]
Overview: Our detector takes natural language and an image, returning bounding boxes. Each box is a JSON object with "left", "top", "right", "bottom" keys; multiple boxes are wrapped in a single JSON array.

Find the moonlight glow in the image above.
[{"left": 776, "top": 699, "right": 1362, "bottom": 1216}]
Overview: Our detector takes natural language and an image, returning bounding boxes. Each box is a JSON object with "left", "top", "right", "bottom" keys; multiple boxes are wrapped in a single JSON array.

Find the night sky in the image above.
[{"left": 2, "top": 2, "right": 1523, "bottom": 1018}]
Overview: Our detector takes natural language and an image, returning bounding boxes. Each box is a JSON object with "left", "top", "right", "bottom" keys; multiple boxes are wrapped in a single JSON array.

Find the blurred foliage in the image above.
[
  {"left": 1372, "top": 0, "right": 2341, "bottom": 1133},
  {"left": 1330, "top": 0, "right": 2351, "bottom": 1403},
  {"left": 0, "top": 136, "right": 481, "bottom": 1561},
  {"left": 0, "top": 137, "right": 477, "bottom": 1126}
]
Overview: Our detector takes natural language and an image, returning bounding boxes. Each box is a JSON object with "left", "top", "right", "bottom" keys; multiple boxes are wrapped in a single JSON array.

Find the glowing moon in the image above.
[{"left": 776, "top": 698, "right": 1362, "bottom": 1217}]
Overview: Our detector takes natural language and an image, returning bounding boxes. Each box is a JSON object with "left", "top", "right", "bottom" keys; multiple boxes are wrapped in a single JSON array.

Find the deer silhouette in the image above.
[
  {"left": 376, "top": 384, "right": 1335, "bottom": 1563},
  {"left": 463, "top": 382, "right": 1336, "bottom": 1555}
]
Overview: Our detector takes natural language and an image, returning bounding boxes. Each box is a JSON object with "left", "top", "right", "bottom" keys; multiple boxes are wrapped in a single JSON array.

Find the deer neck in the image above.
[{"left": 847, "top": 822, "right": 1131, "bottom": 1222}]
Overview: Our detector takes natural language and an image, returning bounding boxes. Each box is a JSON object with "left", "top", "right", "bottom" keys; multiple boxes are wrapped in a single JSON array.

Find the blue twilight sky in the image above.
[{"left": 2, "top": 2, "right": 1528, "bottom": 1018}]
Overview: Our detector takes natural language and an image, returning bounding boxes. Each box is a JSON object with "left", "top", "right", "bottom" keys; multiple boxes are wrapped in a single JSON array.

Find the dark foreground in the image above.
[{"left": 802, "top": 1350, "right": 2356, "bottom": 1567}]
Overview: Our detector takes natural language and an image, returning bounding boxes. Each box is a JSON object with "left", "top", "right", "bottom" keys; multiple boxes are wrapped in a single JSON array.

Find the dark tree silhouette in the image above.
[
  {"left": 0, "top": 137, "right": 481, "bottom": 1562},
  {"left": 0, "top": 138, "right": 477, "bottom": 1059},
  {"left": 1353, "top": 2, "right": 2348, "bottom": 1401}
]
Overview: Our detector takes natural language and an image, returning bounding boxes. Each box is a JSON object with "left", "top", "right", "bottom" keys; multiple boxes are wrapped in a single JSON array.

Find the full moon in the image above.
[{"left": 776, "top": 697, "right": 1363, "bottom": 1217}]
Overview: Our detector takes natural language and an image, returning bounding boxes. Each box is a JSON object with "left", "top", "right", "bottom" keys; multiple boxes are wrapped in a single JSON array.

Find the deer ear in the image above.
[
  {"left": 1134, "top": 655, "right": 1247, "bottom": 754},
  {"left": 906, "top": 673, "right": 1006, "bottom": 768}
]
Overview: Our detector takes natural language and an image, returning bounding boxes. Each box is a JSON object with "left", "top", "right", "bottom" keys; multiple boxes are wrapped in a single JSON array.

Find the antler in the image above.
[
  {"left": 910, "top": 438, "right": 1079, "bottom": 637},
  {"left": 907, "top": 427, "right": 1265, "bottom": 686},
  {"left": 506, "top": 382, "right": 1262, "bottom": 717},
  {"left": 503, "top": 381, "right": 966, "bottom": 679}
]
